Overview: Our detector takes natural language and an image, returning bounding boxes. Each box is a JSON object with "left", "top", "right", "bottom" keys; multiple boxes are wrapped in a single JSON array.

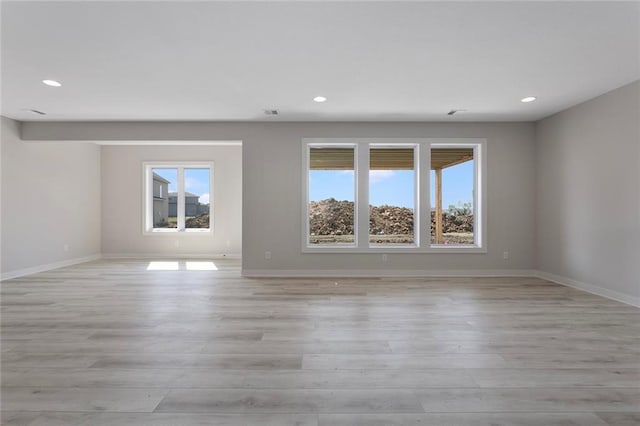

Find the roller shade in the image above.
[
  {"left": 310, "top": 148, "right": 355, "bottom": 170},
  {"left": 309, "top": 146, "right": 473, "bottom": 170},
  {"left": 431, "top": 148, "right": 474, "bottom": 170},
  {"left": 370, "top": 148, "right": 414, "bottom": 170}
]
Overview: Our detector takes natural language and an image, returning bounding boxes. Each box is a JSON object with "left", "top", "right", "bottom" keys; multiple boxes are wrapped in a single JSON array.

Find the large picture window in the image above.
[
  {"left": 308, "top": 146, "right": 356, "bottom": 245},
  {"left": 144, "top": 162, "right": 213, "bottom": 233},
  {"left": 302, "top": 139, "right": 484, "bottom": 252},
  {"left": 430, "top": 146, "right": 476, "bottom": 246},
  {"left": 369, "top": 146, "right": 417, "bottom": 246}
]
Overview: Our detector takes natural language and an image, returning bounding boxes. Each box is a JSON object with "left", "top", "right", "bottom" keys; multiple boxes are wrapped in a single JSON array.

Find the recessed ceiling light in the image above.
[
  {"left": 521, "top": 96, "right": 536, "bottom": 103},
  {"left": 313, "top": 96, "right": 327, "bottom": 103},
  {"left": 42, "top": 79, "right": 62, "bottom": 87}
]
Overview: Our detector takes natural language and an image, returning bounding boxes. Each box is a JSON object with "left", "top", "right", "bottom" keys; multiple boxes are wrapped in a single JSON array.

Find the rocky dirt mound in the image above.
[
  {"left": 309, "top": 198, "right": 473, "bottom": 240},
  {"left": 185, "top": 214, "right": 210, "bottom": 228},
  {"left": 309, "top": 199, "right": 355, "bottom": 237},
  {"left": 369, "top": 204, "right": 414, "bottom": 236},
  {"left": 432, "top": 211, "right": 474, "bottom": 234}
]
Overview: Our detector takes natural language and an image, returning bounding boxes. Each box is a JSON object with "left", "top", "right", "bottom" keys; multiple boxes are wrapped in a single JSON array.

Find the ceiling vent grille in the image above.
[{"left": 21, "top": 108, "right": 46, "bottom": 115}]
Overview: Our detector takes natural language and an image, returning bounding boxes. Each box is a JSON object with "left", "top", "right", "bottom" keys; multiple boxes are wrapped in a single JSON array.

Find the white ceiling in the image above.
[{"left": 2, "top": 1, "right": 639, "bottom": 122}]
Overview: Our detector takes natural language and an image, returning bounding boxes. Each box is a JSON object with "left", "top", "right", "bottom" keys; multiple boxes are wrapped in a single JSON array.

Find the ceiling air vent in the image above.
[
  {"left": 263, "top": 109, "right": 279, "bottom": 116},
  {"left": 21, "top": 108, "right": 47, "bottom": 115}
]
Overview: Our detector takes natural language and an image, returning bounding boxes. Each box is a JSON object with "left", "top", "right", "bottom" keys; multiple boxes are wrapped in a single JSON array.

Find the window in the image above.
[
  {"left": 308, "top": 146, "right": 356, "bottom": 245},
  {"left": 430, "top": 146, "right": 476, "bottom": 246},
  {"left": 369, "top": 145, "right": 417, "bottom": 246},
  {"left": 144, "top": 163, "right": 213, "bottom": 233},
  {"left": 302, "top": 139, "right": 485, "bottom": 252}
]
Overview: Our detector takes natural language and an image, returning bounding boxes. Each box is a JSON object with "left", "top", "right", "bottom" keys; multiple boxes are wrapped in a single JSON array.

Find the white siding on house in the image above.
[{"left": 152, "top": 174, "right": 169, "bottom": 226}]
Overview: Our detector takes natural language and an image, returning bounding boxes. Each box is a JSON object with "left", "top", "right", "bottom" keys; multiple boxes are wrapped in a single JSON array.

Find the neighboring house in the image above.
[
  {"left": 169, "top": 192, "right": 209, "bottom": 217},
  {"left": 152, "top": 173, "right": 170, "bottom": 227}
]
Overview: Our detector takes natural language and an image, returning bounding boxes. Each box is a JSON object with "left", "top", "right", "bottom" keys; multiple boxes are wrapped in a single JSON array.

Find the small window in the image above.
[
  {"left": 185, "top": 168, "right": 211, "bottom": 230},
  {"left": 144, "top": 163, "right": 213, "bottom": 233}
]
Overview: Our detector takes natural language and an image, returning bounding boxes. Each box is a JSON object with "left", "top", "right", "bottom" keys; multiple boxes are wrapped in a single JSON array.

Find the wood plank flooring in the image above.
[{"left": 1, "top": 258, "right": 639, "bottom": 425}]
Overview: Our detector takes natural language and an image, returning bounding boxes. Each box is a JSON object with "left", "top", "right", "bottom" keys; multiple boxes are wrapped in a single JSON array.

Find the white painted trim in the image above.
[
  {"left": 23, "top": 140, "right": 243, "bottom": 146},
  {"left": 143, "top": 161, "right": 214, "bottom": 235},
  {"left": 301, "top": 138, "right": 486, "bottom": 253},
  {"left": 301, "top": 247, "right": 487, "bottom": 254},
  {"left": 1, "top": 254, "right": 103, "bottom": 281},
  {"left": 102, "top": 253, "right": 241, "bottom": 260},
  {"left": 242, "top": 269, "right": 536, "bottom": 278},
  {"left": 534, "top": 270, "right": 640, "bottom": 308}
]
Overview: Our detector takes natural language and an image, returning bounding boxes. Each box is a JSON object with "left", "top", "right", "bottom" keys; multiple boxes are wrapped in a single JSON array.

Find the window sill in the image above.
[
  {"left": 302, "top": 246, "right": 486, "bottom": 254},
  {"left": 144, "top": 229, "right": 212, "bottom": 236}
]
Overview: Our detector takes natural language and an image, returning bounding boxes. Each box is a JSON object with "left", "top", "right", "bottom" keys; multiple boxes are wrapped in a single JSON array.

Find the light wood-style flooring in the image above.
[{"left": 1, "top": 258, "right": 639, "bottom": 425}]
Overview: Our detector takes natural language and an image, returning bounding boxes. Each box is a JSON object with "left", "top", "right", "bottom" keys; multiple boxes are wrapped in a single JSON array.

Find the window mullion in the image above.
[
  {"left": 474, "top": 144, "right": 482, "bottom": 247},
  {"left": 177, "top": 167, "right": 186, "bottom": 231},
  {"left": 418, "top": 143, "right": 431, "bottom": 248},
  {"left": 146, "top": 166, "right": 153, "bottom": 231},
  {"left": 356, "top": 142, "right": 369, "bottom": 248}
]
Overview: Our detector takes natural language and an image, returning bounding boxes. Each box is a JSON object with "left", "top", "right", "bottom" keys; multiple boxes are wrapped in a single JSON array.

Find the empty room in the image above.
[{"left": 1, "top": 1, "right": 639, "bottom": 425}]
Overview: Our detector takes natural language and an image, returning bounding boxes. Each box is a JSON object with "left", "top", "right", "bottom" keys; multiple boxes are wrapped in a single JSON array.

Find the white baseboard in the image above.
[
  {"left": 534, "top": 270, "right": 640, "bottom": 308},
  {"left": 242, "top": 269, "right": 536, "bottom": 278},
  {"left": 102, "top": 253, "right": 241, "bottom": 260},
  {"left": 1, "top": 254, "right": 103, "bottom": 281}
]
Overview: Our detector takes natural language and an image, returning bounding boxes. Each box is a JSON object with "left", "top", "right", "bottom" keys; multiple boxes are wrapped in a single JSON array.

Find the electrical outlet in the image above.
[
  {"left": 382, "top": 254, "right": 388, "bottom": 262},
  {"left": 503, "top": 251, "right": 510, "bottom": 260},
  {"left": 265, "top": 251, "right": 271, "bottom": 260}
]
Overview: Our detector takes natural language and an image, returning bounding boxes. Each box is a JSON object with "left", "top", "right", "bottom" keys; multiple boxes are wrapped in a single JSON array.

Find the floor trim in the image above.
[
  {"left": 242, "top": 268, "right": 537, "bottom": 278},
  {"left": 534, "top": 270, "right": 640, "bottom": 307},
  {"left": 1, "top": 254, "right": 103, "bottom": 281},
  {"left": 102, "top": 253, "right": 241, "bottom": 259}
]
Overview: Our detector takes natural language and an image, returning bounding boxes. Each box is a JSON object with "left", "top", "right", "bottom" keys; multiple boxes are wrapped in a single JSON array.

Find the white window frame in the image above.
[
  {"left": 368, "top": 143, "right": 419, "bottom": 248},
  {"left": 304, "top": 142, "right": 359, "bottom": 248},
  {"left": 301, "top": 138, "right": 486, "bottom": 253},
  {"left": 143, "top": 161, "right": 214, "bottom": 235}
]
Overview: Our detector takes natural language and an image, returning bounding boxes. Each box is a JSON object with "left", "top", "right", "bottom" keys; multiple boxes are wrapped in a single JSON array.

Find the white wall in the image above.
[
  {"left": 100, "top": 145, "right": 242, "bottom": 257},
  {"left": 22, "top": 121, "right": 536, "bottom": 275},
  {"left": 535, "top": 81, "right": 640, "bottom": 304},
  {"left": 242, "top": 123, "right": 536, "bottom": 275},
  {"left": 1, "top": 117, "right": 101, "bottom": 278}
]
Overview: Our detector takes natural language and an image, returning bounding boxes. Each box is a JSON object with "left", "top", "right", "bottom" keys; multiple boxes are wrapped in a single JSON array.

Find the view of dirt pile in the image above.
[
  {"left": 309, "top": 198, "right": 473, "bottom": 244},
  {"left": 309, "top": 199, "right": 356, "bottom": 243},
  {"left": 185, "top": 214, "right": 210, "bottom": 228}
]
